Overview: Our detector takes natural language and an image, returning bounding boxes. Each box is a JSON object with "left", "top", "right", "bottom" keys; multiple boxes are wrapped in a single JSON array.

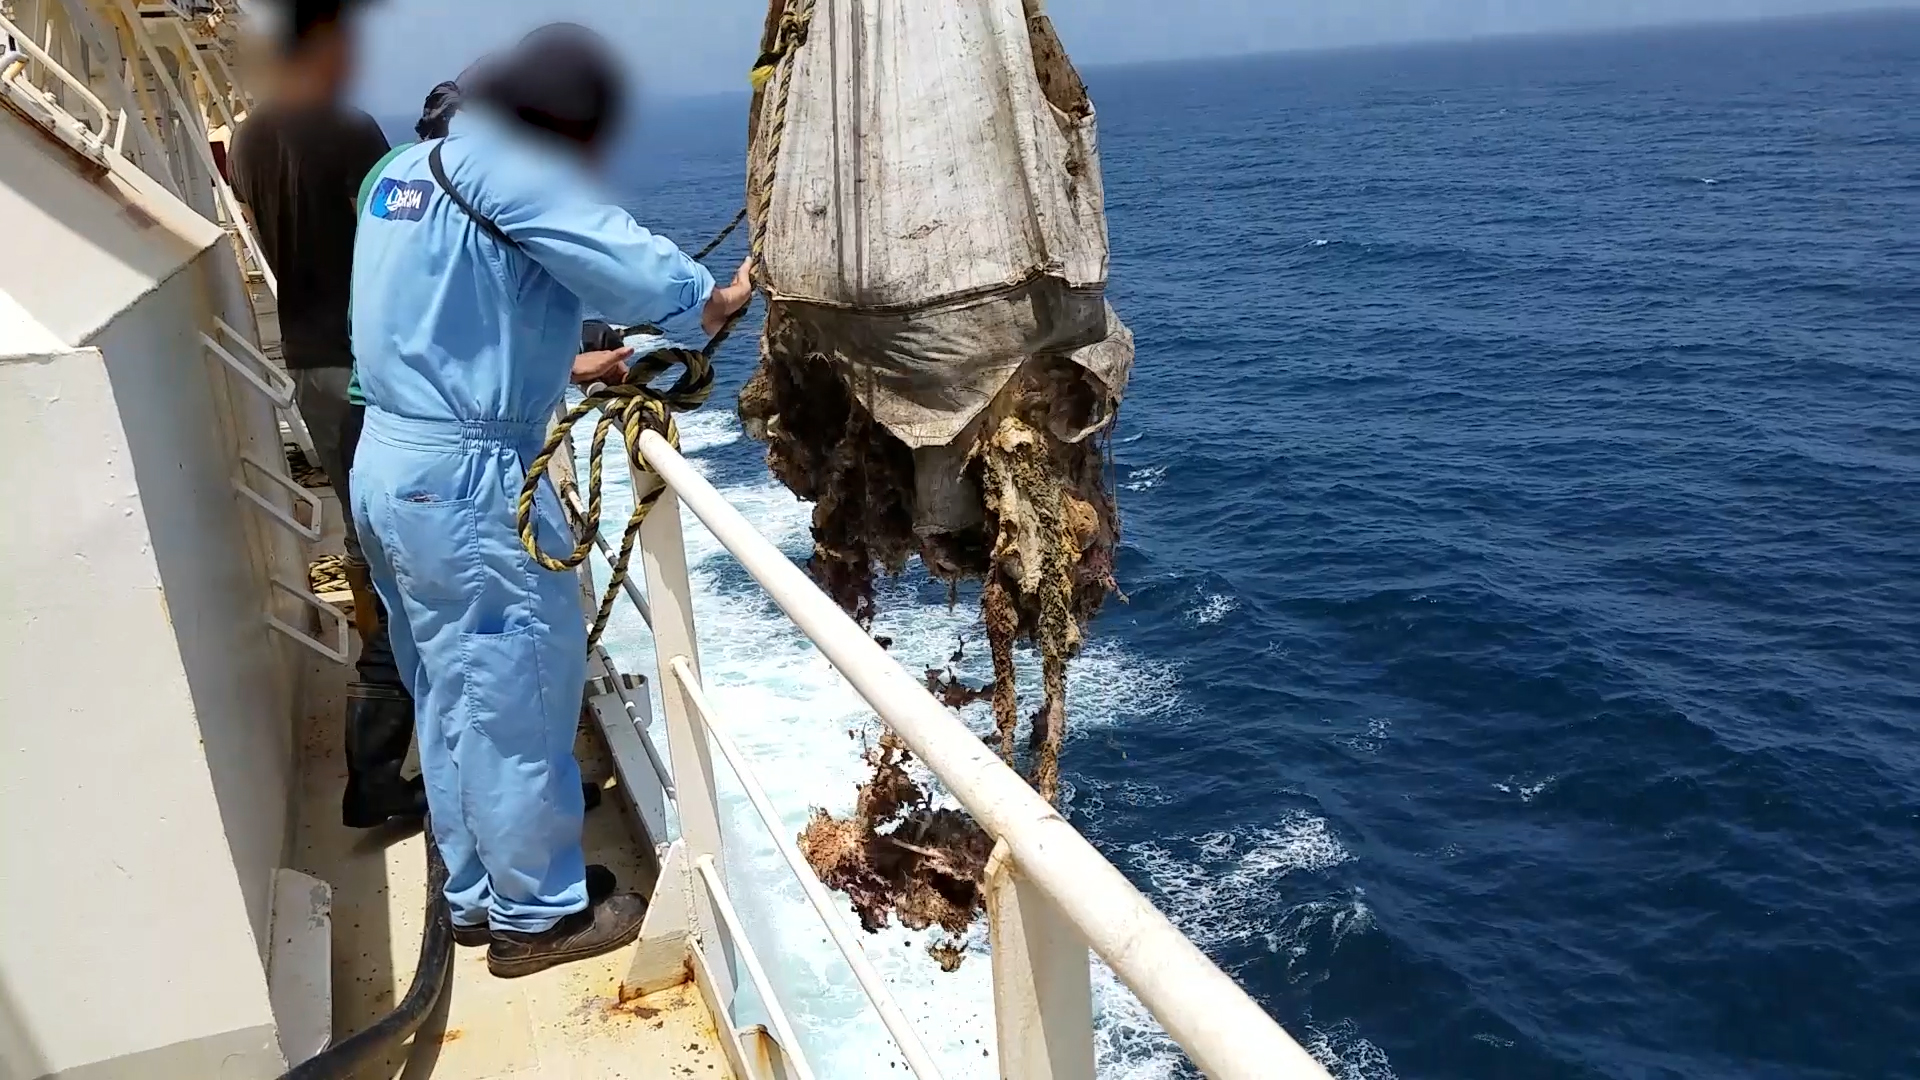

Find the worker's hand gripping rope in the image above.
[{"left": 515, "top": 210, "right": 754, "bottom": 651}]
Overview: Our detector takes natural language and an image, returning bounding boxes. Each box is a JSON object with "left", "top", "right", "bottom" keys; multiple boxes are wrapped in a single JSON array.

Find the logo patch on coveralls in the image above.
[{"left": 370, "top": 178, "right": 435, "bottom": 221}]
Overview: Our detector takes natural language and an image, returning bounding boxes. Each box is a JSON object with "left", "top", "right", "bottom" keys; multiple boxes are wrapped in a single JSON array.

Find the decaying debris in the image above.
[
  {"left": 926, "top": 641, "right": 991, "bottom": 710},
  {"left": 797, "top": 733, "right": 994, "bottom": 969},
  {"left": 741, "top": 328, "right": 1131, "bottom": 803},
  {"left": 743, "top": 0, "right": 1132, "bottom": 959},
  {"left": 745, "top": 315, "right": 1132, "bottom": 969}
]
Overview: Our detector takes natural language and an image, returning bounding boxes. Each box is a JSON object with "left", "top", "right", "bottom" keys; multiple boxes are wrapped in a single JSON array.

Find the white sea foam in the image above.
[
  {"left": 1092, "top": 959, "right": 1187, "bottom": 1079},
  {"left": 1126, "top": 813, "right": 1354, "bottom": 951},
  {"left": 1494, "top": 774, "right": 1557, "bottom": 803},
  {"left": 1265, "top": 896, "right": 1375, "bottom": 964},
  {"left": 1186, "top": 593, "right": 1239, "bottom": 625},
  {"left": 1115, "top": 813, "right": 1387, "bottom": 1077},
  {"left": 1124, "top": 464, "right": 1168, "bottom": 492},
  {"left": 1305, "top": 1020, "right": 1399, "bottom": 1080},
  {"left": 585, "top": 408, "right": 1191, "bottom": 1077},
  {"left": 1342, "top": 718, "right": 1393, "bottom": 754},
  {"left": 1473, "top": 1032, "right": 1516, "bottom": 1049},
  {"left": 1070, "top": 777, "right": 1177, "bottom": 820},
  {"left": 675, "top": 409, "right": 744, "bottom": 454}
]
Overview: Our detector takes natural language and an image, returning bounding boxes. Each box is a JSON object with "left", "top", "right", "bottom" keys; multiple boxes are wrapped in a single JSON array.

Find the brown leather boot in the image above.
[
  {"left": 486, "top": 893, "right": 648, "bottom": 978},
  {"left": 342, "top": 559, "right": 382, "bottom": 643}
]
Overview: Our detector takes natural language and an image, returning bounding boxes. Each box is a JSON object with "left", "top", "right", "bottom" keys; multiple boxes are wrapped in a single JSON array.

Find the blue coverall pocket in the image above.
[
  {"left": 458, "top": 624, "right": 551, "bottom": 763},
  {"left": 386, "top": 493, "right": 482, "bottom": 605}
]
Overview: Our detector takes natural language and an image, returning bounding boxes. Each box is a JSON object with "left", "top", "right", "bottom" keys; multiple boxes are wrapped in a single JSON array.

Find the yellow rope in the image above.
[{"left": 518, "top": 0, "right": 815, "bottom": 649}]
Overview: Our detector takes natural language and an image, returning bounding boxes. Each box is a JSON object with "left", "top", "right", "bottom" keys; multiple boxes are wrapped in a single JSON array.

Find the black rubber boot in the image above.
[
  {"left": 453, "top": 865, "right": 619, "bottom": 947},
  {"left": 487, "top": 892, "right": 649, "bottom": 978},
  {"left": 341, "top": 682, "right": 427, "bottom": 829},
  {"left": 341, "top": 559, "right": 425, "bottom": 829}
]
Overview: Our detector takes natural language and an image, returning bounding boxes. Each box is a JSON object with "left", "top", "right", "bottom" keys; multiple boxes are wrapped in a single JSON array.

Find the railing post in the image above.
[
  {"left": 638, "top": 482, "right": 737, "bottom": 1002},
  {"left": 985, "top": 842, "right": 1095, "bottom": 1080}
]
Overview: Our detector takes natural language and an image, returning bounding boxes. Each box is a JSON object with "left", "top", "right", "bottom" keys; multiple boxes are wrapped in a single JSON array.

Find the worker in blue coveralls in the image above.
[{"left": 349, "top": 23, "right": 752, "bottom": 979}]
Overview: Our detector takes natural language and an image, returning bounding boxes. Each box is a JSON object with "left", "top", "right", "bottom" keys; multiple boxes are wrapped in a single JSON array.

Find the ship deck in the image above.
[{"left": 290, "top": 487, "right": 739, "bottom": 1080}]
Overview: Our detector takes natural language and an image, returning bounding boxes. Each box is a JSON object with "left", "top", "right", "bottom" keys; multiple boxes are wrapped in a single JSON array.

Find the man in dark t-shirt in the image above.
[
  {"left": 233, "top": 110, "right": 387, "bottom": 369},
  {"left": 232, "top": 1, "right": 423, "bottom": 829}
]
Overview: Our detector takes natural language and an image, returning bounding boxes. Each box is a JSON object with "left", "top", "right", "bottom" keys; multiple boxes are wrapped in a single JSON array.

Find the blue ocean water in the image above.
[{"left": 532, "top": 10, "right": 1920, "bottom": 1079}]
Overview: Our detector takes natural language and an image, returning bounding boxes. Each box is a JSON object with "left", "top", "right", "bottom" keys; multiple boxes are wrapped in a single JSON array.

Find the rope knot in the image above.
[{"left": 625, "top": 345, "right": 717, "bottom": 413}]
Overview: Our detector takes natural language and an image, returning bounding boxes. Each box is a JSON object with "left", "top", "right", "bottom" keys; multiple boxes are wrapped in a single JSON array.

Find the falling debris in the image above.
[
  {"left": 744, "top": 0, "right": 1132, "bottom": 957},
  {"left": 796, "top": 734, "right": 993, "bottom": 957},
  {"left": 925, "top": 641, "right": 991, "bottom": 710}
]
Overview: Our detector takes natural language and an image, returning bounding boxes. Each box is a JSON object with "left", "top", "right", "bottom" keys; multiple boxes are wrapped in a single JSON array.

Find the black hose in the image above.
[{"left": 283, "top": 828, "right": 454, "bottom": 1080}]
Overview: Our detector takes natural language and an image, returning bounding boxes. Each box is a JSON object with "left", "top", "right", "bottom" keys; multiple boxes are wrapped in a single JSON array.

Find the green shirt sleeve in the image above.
[{"left": 349, "top": 142, "right": 416, "bottom": 407}]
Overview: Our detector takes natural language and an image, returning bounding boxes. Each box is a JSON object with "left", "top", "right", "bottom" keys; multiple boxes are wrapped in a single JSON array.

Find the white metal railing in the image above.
[
  {"left": 111, "top": 0, "right": 278, "bottom": 294},
  {"left": 600, "top": 427, "right": 1334, "bottom": 1079},
  {"left": 0, "top": 11, "right": 124, "bottom": 165},
  {"left": 670, "top": 656, "right": 943, "bottom": 1078},
  {"left": 693, "top": 852, "right": 820, "bottom": 1080}
]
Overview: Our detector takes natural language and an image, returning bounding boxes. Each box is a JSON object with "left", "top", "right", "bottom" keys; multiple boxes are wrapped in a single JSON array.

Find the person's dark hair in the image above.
[
  {"left": 413, "top": 58, "right": 488, "bottom": 141},
  {"left": 465, "top": 23, "right": 624, "bottom": 150},
  {"left": 266, "top": 0, "right": 362, "bottom": 57},
  {"left": 415, "top": 80, "right": 462, "bottom": 140}
]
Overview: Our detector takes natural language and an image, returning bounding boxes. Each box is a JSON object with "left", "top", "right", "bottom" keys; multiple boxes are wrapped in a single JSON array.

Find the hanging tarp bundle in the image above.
[{"left": 740, "top": 0, "right": 1133, "bottom": 956}]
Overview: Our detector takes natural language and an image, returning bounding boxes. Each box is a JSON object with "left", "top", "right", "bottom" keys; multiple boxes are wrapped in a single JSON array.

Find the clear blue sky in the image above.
[{"left": 345, "top": 0, "right": 1915, "bottom": 114}]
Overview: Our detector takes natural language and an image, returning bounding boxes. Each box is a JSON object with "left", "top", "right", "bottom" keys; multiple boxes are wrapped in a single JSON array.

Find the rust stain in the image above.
[
  {"left": 1, "top": 96, "right": 113, "bottom": 184},
  {"left": 437, "top": 1029, "right": 464, "bottom": 1044},
  {"left": 564, "top": 979, "right": 709, "bottom": 1038},
  {"left": 579, "top": 990, "right": 668, "bottom": 1025}
]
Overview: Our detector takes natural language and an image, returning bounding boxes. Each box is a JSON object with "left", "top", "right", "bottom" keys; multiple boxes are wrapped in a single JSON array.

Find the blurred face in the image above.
[
  {"left": 470, "top": 23, "right": 626, "bottom": 167},
  {"left": 580, "top": 133, "right": 612, "bottom": 172},
  {"left": 301, "top": 21, "right": 354, "bottom": 102},
  {"left": 255, "top": 17, "right": 354, "bottom": 105}
]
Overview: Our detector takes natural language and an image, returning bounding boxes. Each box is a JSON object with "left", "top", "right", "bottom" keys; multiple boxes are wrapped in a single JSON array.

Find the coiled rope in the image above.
[{"left": 516, "top": 0, "right": 815, "bottom": 649}]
